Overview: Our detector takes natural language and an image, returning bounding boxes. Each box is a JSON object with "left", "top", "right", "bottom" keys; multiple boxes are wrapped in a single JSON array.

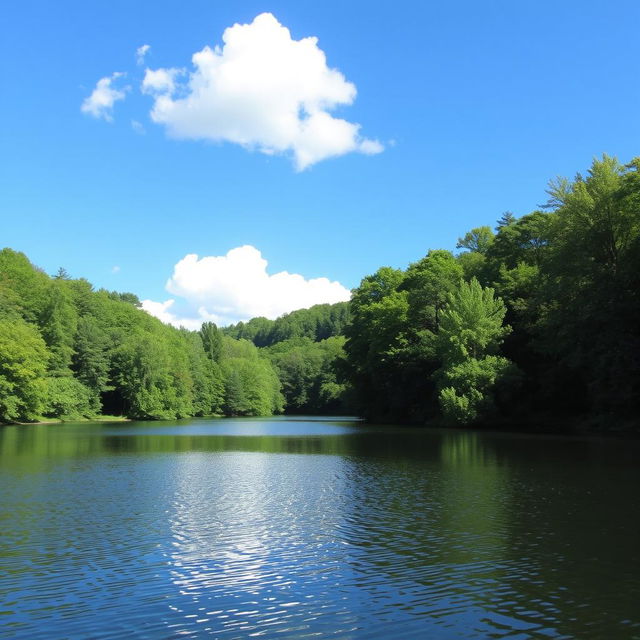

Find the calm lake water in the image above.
[{"left": 1, "top": 417, "right": 639, "bottom": 639}]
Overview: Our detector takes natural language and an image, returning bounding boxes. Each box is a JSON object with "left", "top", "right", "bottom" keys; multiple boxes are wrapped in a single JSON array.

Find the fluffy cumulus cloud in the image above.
[
  {"left": 81, "top": 72, "right": 129, "bottom": 121},
  {"left": 141, "top": 245, "right": 351, "bottom": 328},
  {"left": 142, "top": 13, "right": 383, "bottom": 169}
]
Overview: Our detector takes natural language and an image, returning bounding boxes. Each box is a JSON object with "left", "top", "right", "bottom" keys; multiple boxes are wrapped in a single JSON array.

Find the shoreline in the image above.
[
  {"left": 4, "top": 413, "right": 638, "bottom": 439},
  {"left": 10, "top": 415, "right": 130, "bottom": 426}
]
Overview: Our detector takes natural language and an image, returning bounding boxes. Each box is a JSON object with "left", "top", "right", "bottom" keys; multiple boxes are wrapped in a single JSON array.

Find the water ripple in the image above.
[{"left": 1, "top": 420, "right": 639, "bottom": 639}]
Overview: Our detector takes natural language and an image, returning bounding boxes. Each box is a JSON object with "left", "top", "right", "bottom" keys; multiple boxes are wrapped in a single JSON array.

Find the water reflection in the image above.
[
  {"left": 164, "top": 453, "right": 361, "bottom": 637},
  {"left": 1, "top": 419, "right": 639, "bottom": 639}
]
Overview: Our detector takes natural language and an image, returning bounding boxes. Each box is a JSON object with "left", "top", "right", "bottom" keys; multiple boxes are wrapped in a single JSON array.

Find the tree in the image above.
[
  {"left": 344, "top": 267, "right": 411, "bottom": 420},
  {"left": 344, "top": 257, "right": 466, "bottom": 422},
  {"left": 200, "top": 322, "right": 223, "bottom": 363},
  {"left": 402, "top": 250, "right": 463, "bottom": 332},
  {"left": 456, "top": 226, "right": 494, "bottom": 255},
  {"left": 107, "top": 291, "right": 142, "bottom": 307},
  {"left": 456, "top": 227, "right": 494, "bottom": 283},
  {"left": 72, "top": 316, "right": 110, "bottom": 412},
  {"left": 0, "top": 316, "right": 49, "bottom": 422},
  {"left": 0, "top": 248, "right": 50, "bottom": 324},
  {"left": 485, "top": 211, "right": 554, "bottom": 275},
  {"left": 265, "top": 336, "right": 349, "bottom": 413},
  {"left": 112, "top": 333, "right": 177, "bottom": 419},
  {"left": 183, "top": 330, "right": 224, "bottom": 415},
  {"left": 538, "top": 155, "right": 640, "bottom": 417},
  {"left": 218, "top": 336, "right": 283, "bottom": 416},
  {"left": 221, "top": 357, "right": 283, "bottom": 416},
  {"left": 44, "top": 377, "right": 93, "bottom": 419},
  {"left": 38, "top": 280, "right": 77, "bottom": 374},
  {"left": 222, "top": 369, "right": 248, "bottom": 416},
  {"left": 436, "top": 279, "right": 515, "bottom": 424},
  {"left": 495, "top": 211, "right": 516, "bottom": 230}
]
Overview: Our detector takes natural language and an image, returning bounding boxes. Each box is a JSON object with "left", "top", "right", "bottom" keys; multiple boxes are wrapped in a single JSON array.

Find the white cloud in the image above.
[
  {"left": 141, "top": 298, "right": 204, "bottom": 330},
  {"left": 131, "top": 119, "right": 145, "bottom": 134},
  {"left": 111, "top": 265, "right": 121, "bottom": 273},
  {"left": 142, "top": 245, "right": 351, "bottom": 328},
  {"left": 142, "top": 67, "right": 182, "bottom": 95},
  {"left": 136, "top": 44, "right": 151, "bottom": 65},
  {"left": 143, "top": 12, "right": 382, "bottom": 169},
  {"left": 81, "top": 72, "right": 129, "bottom": 121}
]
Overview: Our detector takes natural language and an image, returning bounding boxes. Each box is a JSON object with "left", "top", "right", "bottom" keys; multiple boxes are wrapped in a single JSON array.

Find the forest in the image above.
[
  {"left": 343, "top": 155, "right": 639, "bottom": 429},
  {"left": 1, "top": 155, "right": 639, "bottom": 430},
  {"left": 0, "top": 252, "right": 350, "bottom": 423}
]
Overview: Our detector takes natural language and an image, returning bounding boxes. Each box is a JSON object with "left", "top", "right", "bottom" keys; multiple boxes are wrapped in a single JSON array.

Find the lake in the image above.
[{"left": 1, "top": 416, "right": 639, "bottom": 639}]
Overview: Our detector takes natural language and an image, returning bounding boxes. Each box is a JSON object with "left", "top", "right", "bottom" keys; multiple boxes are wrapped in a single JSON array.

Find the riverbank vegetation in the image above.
[
  {"left": 1, "top": 155, "right": 638, "bottom": 429},
  {"left": 0, "top": 253, "right": 284, "bottom": 422},
  {"left": 343, "top": 155, "right": 640, "bottom": 429}
]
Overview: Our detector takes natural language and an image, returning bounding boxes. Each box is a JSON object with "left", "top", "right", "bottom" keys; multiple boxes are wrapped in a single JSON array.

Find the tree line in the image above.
[
  {"left": 2, "top": 155, "right": 638, "bottom": 429},
  {"left": 343, "top": 155, "right": 640, "bottom": 429},
  {"left": 222, "top": 302, "right": 350, "bottom": 346},
  {"left": 0, "top": 251, "right": 285, "bottom": 422}
]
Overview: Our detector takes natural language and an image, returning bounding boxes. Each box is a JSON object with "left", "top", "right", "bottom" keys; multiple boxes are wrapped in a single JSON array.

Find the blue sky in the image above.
[{"left": 1, "top": 0, "right": 639, "bottom": 326}]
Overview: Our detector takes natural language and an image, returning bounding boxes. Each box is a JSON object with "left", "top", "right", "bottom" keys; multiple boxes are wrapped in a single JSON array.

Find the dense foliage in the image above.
[
  {"left": 223, "top": 302, "right": 350, "bottom": 346},
  {"left": 343, "top": 155, "right": 640, "bottom": 429},
  {"left": 223, "top": 304, "right": 354, "bottom": 415},
  {"left": 0, "top": 250, "right": 283, "bottom": 422},
  {"left": 264, "top": 336, "right": 350, "bottom": 414},
  {"left": 2, "top": 155, "right": 638, "bottom": 430}
]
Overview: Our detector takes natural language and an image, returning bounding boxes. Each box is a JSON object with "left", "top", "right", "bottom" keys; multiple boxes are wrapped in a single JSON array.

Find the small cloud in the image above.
[
  {"left": 111, "top": 265, "right": 121, "bottom": 273},
  {"left": 142, "top": 245, "right": 351, "bottom": 328},
  {"left": 142, "top": 13, "right": 382, "bottom": 170},
  {"left": 360, "top": 139, "right": 385, "bottom": 154},
  {"left": 136, "top": 44, "right": 151, "bottom": 66},
  {"left": 142, "top": 67, "right": 182, "bottom": 95},
  {"left": 81, "top": 72, "right": 129, "bottom": 121},
  {"left": 131, "top": 120, "right": 146, "bottom": 134}
]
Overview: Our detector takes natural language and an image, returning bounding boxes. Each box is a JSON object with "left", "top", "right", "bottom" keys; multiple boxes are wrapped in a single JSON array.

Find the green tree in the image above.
[
  {"left": 495, "top": 211, "right": 516, "bottom": 230},
  {"left": 221, "top": 357, "right": 283, "bottom": 416},
  {"left": 38, "top": 280, "right": 77, "bottom": 374},
  {"left": 44, "top": 377, "right": 94, "bottom": 419},
  {"left": 538, "top": 155, "right": 640, "bottom": 417},
  {"left": 265, "top": 336, "right": 350, "bottom": 413},
  {"left": 0, "top": 316, "right": 49, "bottom": 422},
  {"left": 456, "top": 227, "right": 494, "bottom": 282},
  {"left": 199, "top": 321, "right": 223, "bottom": 363},
  {"left": 456, "top": 226, "right": 494, "bottom": 254},
  {"left": 403, "top": 250, "right": 463, "bottom": 332},
  {"left": 219, "top": 336, "right": 283, "bottom": 416},
  {"left": 183, "top": 330, "right": 224, "bottom": 415},
  {"left": 112, "top": 333, "right": 177, "bottom": 419},
  {"left": 485, "top": 211, "right": 553, "bottom": 277},
  {"left": 54, "top": 267, "right": 71, "bottom": 280},
  {"left": 106, "top": 291, "right": 142, "bottom": 307},
  {"left": 0, "top": 248, "right": 50, "bottom": 324},
  {"left": 72, "top": 316, "right": 110, "bottom": 412},
  {"left": 436, "top": 279, "right": 515, "bottom": 424},
  {"left": 222, "top": 369, "right": 248, "bottom": 416},
  {"left": 344, "top": 267, "right": 412, "bottom": 420}
]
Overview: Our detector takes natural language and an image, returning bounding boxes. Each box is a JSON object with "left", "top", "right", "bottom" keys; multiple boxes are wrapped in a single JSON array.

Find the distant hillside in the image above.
[{"left": 222, "top": 301, "right": 350, "bottom": 347}]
